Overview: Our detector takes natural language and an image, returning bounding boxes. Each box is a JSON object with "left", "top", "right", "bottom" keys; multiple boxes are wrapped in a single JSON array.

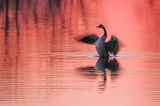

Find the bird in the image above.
[{"left": 77, "top": 24, "right": 120, "bottom": 57}]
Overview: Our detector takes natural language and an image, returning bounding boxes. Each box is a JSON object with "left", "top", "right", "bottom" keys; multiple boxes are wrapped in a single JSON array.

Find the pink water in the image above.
[{"left": 0, "top": 0, "right": 160, "bottom": 106}]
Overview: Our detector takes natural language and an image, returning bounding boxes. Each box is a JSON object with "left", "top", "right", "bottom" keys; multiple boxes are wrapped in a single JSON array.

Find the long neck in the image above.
[{"left": 102, "top": 27, "right": 107, "bottom": 37}]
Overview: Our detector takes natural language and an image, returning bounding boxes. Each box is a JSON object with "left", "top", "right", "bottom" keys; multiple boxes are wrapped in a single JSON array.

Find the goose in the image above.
[{"left": 77, "top": 24, "right": 120, "bottom": 57}]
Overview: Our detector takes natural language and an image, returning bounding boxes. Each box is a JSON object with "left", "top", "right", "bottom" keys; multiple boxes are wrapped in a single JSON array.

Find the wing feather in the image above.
[
  {"left": 105, "top": 35, "right": 119, "bottom": 55},
  {"left": 76, "top": 34, "right": 99, "bottom": 45}
]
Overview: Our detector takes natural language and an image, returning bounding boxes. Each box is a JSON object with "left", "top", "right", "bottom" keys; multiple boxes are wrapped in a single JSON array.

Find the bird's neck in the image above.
[{"left": 102, "top": 27, "right": 107, "bottom": 37}]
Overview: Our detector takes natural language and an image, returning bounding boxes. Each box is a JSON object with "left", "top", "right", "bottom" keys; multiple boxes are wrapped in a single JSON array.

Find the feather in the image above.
[
  {"left": 105, "top": 35, "right": 119, "bottom": 55},
  {"left": 76, "top": 34, "right": 99, "bottom": 45}
]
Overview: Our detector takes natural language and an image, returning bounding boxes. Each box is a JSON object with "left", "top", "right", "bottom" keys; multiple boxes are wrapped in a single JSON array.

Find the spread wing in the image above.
[
  {"left": 105, "top": 35, "right": 119, "bottom": 55},
  {"left": 76, "top": 34, "right": 99, "bottom": 45}
]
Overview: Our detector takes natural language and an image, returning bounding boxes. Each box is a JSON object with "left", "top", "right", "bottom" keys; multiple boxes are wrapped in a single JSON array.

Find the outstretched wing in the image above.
[
  {"left": 105, "top": 35, "right": 119, "bottom": 55},
  {"left": 76, "top": 34, "right": 99, "bottom": 45}
]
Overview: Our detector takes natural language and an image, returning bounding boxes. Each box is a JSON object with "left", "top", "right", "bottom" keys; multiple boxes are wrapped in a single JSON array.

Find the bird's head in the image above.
[{"left": 96, "top": 24, "right": 105, "bottom": 29}]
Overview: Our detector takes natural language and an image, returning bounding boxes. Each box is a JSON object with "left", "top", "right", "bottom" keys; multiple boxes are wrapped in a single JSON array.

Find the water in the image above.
[{"left": 0, "top": 0, "right": 160, "bottom": 106}]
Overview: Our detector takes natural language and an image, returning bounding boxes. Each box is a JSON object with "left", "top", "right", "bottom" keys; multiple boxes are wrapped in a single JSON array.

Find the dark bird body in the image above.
[{"left": 77, "top": 24, "right": 119, "bottom": 57}]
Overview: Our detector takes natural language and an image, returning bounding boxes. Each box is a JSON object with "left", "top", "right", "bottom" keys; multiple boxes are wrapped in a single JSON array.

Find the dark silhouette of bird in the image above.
[
  {"left": 77, "top": 57, "right": 119, "bottom": 91},
  {"left": 77, "top": 57, "right": 119, "bottom": 73},
  {"left": 77, "top": 24, "right": 120, "bottom": 57}
]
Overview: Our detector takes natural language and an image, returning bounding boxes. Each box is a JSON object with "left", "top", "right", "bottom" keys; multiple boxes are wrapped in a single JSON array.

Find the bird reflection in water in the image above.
[{"left": 77, "top": 57, "right": 119, "bottom": 92}]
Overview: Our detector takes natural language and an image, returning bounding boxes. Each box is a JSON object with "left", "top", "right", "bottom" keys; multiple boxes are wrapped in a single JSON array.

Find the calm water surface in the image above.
[{"left": 0, "top": 0, "right": 160, "bottom": 106}]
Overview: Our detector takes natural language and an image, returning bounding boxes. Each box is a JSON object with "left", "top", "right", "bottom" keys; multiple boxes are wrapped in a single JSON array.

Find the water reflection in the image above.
[
  {"left": 77, "top": 57, "right": 119, "bottom": 91},
  {"left": 0, "top": 0, "right": 100, "bottom": 54}
]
